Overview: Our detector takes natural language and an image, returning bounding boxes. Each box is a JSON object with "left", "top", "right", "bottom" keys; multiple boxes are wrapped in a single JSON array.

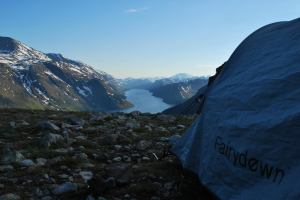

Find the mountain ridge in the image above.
[{"left": 0, "top": 36, "right": 132, "bottom": 111}]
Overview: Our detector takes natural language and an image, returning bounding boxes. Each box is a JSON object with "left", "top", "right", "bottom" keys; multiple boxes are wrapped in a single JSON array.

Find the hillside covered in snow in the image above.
[{"left": 0, "top": 36, "right": 132, "bottom": 111}]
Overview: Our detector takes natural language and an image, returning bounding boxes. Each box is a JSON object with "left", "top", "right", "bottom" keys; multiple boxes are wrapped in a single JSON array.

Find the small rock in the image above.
[
  {"left": 113, "top": 157, "right": 122, "bottom": 162},
  {"left": 19, "top": 159, "right": 35, "bottom": 167},
  {"left": 156, "top": 126, "right": 168, "bottom": 133},
  {"left": 114, "top": 145, "right": 122, "bottom": 150},
  {"left": 123, "top": 155, "right": 131, "bottom": 162},
  {"left": 77, "top": 152, "right": 88, "bottom": 160},
  {"left": 0, "top": 193, "right": 20, "bottom": 200},
  {"left": 52, "top": 182, "right": 78, "bottom": 195},
  {"left": 118, "top": 134, "right": 131, "bottom": 144},
  {"left": 47, "top": 156, "right": 63, "bottom": 165},
  {"left": 70, "top": 117, "right": 85, "bottom": 126},
  {"left": 58, "top": 174, "right": 69, "bottom": 179},
  {"left": 177, "top": 124, "right": 186, "bottom": 129},
  {"left": 136, "top": 140, "right": 152, "bottom": 151},
  {"left": 41, "top": 197, "right": 52, "bottom": 200},
  {"left": 38, "top": 121, "right": 60, "bottom": 131},
  {"left": 34, "top": 188, "right": 44, "bottom": 197},
  {"left": 97, "top": 197, "right": 107, "bottom": 200},
  {"left": 164, "top": 182, "right": 174, "bottom": 190},
  {"left": 20, "top": 120, "right": 30, "bottom": 126},
  {"left": 75, "top": 135, "right": 87, "bottom": 140},
  {"left": 44, "top": 174, "right": 50, "bottom": 179},
  {"left": 80, "top": 171, "right": 93, "bottom": 182},
  {"left": 2, "top": 146, "right": 24, "bottom": 164},
  {"left": 86, "top": 195, "right": 95, "bottom": 200},
  {"left": 36, "top": 158, "right": 47, "bottom": 166},
  {"left": 104, "top": 177, "right": 116, "bottom": 189},
  {"left": 79, "top": 145, "right": 86, "bottom": 151},
  {"left": 98, "top": 134, "right": 119, "bottom": 145},
  {"left": 144, "top": 125, "right": 152, "bottom": 131},
  {"left": 159, "top": 137, "right": 169, "bottom": 142},
  {"left": 39, "top": 133, "right": 64, "bottom": 148},
  {"left": 0, "top": 165, "right": 14, "bottom": 172},
  {"left": 142, "top": 156, "right": 151, "bottom": 161},
  {"left": 9, "top": 121, "right": 16, "bottom": 128}
]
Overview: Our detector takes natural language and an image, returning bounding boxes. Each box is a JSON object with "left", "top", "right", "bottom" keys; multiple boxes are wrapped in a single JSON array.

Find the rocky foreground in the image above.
[{"left": 0, "top": 109, "right": 215, "bottom": 200}]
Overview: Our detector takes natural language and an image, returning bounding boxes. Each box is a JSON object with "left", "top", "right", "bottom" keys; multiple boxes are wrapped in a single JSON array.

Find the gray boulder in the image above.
[
  {"left": 52, "top": 182, "right": 78, "bottom": 195},
  {"left": 39, "top": 133, "right": 64, "bottom": 148}
]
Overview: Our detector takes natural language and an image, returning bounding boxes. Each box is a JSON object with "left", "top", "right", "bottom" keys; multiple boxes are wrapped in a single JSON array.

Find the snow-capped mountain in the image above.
[
  {"left": 149, "top": 73, "right": 205, "bottom": 89},
  {"left": 119, "top": 73, "right": 203, "bottom": 91},
  {"left": 168, "top": 73, "right": 199, "bottom": 82},
  {"left": 0, "top": 36, "right": 132, "bottom": 111}
]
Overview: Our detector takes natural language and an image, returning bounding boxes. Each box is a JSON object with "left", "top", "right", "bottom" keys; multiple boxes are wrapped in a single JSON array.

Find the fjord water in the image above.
[{"left": 122, "top": 89, "right": 173, "bottom": 113}]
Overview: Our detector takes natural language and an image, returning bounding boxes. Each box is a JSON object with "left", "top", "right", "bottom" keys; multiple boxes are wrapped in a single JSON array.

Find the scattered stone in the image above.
[
  {"left": 0, "top": 165, "right": 14, "bottom": 172},
  {"left": 52, "top": 182, "right": 78, "bottom": 195},
  {"left": 0, "top": 110, "right": 205, "bottom": 199},
  {"left": 177, "top": 124, "right": 186, "bottom": 129},
  {"left": 86, "top": 195, "right": 96, "bottom": 200},
  {"left": 36, "top": 158, "right": 47, "bottom": 166},
  {"left": 125, "top": 120, "right": 140, "bottom": 129},
  {"left": 58, "top": 174, "right": 69, "bottom": 179},
  {"left": 34, "top": 188, "right": 44, "bottom": 197},
  {"left": 38, "top": 121, "right": 60, "bottom": 131},
  {"left": 104, "top": 177, "right": 116, "bottom": 189},
  {"left": 150, "top": 197, "right": 160, "bottom": 200},
  {"left": 114, "top": 145, "right": 122, "bottom": 150},
  {"left": 97, "top": 197, "right": 107, "bottom": 200},
  {"left": 123, "top": 155, "right": 131, "bottom": 162},
  {"left": 20, "top": 120, "right": 30, "bottom": 126},
  {"left": 69, "top": 117, "right": 85, "bottom": 126},
  {"left": 41, "top": 197, "right": 52, "bottom": 200},
  {"left": 144, "top": 125, "right": 152, "bottom": 131},
  {"left": 39, "top": 133, "right": 64, "bottom": 148},
  {"left": 47, "top": 156, "right": 64, "bottom": 165},
  {"left": 80, "top": 171, "right": 93, "bottom": 182},
  {"left": 142, "top": 156, "right": 151, "bottom": 161},
  {"left": 136, "top": 140, "right": 152, "bottom": 150},
  {"left": 0, "top": 194, "right": 20, "bottom": 200},
  {"left": 19, "top": 159, "right": 35, "bottom": 167},
  {"left": 2, "top": 146, "right": 24, "bottom": 164},
  {"left": 9, "top": 121, "right": 16, "bottom": 128},
  {"left": 113, "top": 157, "right": 122, "bottom": 162},
  {"left": 159, "top": 137, "right": 169, "bottom": 142}
]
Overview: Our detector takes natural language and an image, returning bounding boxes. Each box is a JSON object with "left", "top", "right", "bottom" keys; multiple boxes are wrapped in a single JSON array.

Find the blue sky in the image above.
[{"left": 1, "top": 0, "right": 300, "bottom": 78}]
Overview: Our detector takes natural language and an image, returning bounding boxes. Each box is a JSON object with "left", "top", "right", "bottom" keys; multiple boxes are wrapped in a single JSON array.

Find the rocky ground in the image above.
[{"left": 0, "top": 109, "right": 216, "bottom": 200}]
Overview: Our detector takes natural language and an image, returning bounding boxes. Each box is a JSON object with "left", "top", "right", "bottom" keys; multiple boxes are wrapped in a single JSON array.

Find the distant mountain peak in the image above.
[
  {"left": 0, "top": 36, "right": 50, "bottom": 65},
  {"left": 0, "top": 36, "right": 20, "bottom": 53},
  {"left": 46, "top": 53, "right": 65, "bottom": 61}
]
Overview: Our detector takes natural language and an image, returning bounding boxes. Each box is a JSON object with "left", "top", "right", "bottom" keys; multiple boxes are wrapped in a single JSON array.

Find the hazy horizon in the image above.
[{"left": 2, "top": 0, "right": 300, "bottom": 78}]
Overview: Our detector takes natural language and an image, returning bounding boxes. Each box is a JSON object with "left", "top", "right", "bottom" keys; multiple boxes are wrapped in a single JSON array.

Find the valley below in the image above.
[{"left": 120, "top": 89, "right": 173, "bottom": 114}]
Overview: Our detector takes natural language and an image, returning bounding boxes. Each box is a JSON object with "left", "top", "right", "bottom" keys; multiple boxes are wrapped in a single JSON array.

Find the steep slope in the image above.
[
  {"left": 0, "top": 36, "right": 132, "bottom": 111},
  {"left": 163, "top": 85, "right": 207, "bottom": 114},
  {"left": 149, "top": 78, "right": 208, "bottom": 105}
]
